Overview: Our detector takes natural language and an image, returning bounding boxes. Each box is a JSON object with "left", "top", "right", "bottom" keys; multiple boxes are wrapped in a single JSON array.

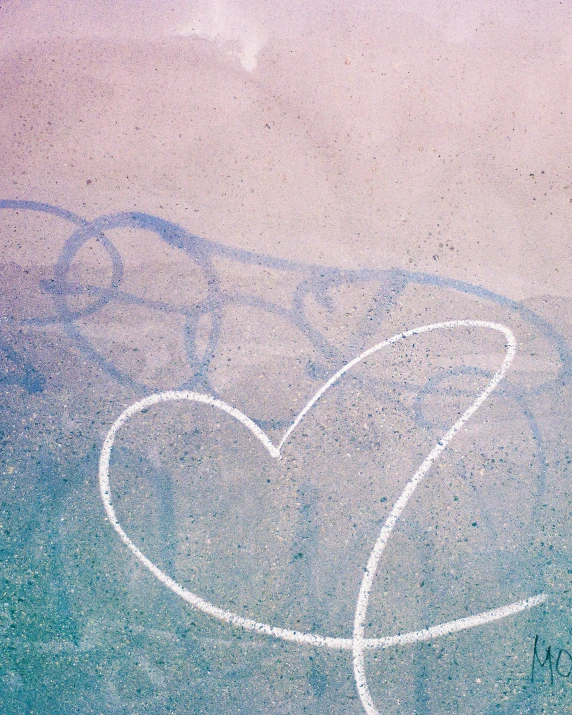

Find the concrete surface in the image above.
[{"left": 1, "top": 2, "right": 571, "bottom": 714}]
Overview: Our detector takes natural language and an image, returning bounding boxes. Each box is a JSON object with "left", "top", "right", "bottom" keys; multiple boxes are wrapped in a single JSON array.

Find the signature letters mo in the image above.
[{"left": 532, "top": 635, "right": 572, "bottom": 687}]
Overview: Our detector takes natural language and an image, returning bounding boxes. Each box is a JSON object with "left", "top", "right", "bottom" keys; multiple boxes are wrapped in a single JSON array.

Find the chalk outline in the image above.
[
  {"left": 99, "top": 320, "right": 546, "bottom": 715},
  {"left": 0, "top": 201, "right": 558, "bottom": 711}
]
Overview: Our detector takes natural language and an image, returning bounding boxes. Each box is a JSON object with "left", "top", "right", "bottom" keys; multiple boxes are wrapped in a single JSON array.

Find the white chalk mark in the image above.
[
  {"left": 350, "top": 321, "right": 518, "bottom": 714},
  {"left": 98, "top": 320, "right": 546, "bottom": 714},
  {"left": 360, "top": 593, "right": 546, "bottom": 650}
]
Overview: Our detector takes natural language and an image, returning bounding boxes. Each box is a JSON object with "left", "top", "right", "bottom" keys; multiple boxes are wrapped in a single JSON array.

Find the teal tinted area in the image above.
[{"left": 1, "top": 203, "right": 571, "bottom": 713}]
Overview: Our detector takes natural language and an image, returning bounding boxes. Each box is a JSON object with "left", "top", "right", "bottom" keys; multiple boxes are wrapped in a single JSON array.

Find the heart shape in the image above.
[{"left": 98, "top": 319, "right": 546, "bottom": 715}]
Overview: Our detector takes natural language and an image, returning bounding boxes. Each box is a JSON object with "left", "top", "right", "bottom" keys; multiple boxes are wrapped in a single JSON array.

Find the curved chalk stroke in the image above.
[
  {"left": 98, "top": 320, "right": 546, "bottom": 715},
  {"left": 1, "top": 200, "right": 564, "bottom": 711}
]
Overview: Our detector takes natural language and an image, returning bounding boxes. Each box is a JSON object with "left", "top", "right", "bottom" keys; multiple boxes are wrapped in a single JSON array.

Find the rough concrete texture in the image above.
[{"left": 1, "top": 2, "right": 571, "bottom": 714}]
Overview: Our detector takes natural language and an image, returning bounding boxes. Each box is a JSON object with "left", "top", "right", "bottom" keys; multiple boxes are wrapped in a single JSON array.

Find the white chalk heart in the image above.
[{"left": 98, "top": 320, "right": 545, "bottom": 715}]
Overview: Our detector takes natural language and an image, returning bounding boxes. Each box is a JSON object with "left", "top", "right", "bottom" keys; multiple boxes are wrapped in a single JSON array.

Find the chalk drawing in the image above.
[
  {"left": 1, "top": 201, "right": 564, "bottom": 709},
  {"left": 99, "top": 320, "right": 546, "bottom": 715}
]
